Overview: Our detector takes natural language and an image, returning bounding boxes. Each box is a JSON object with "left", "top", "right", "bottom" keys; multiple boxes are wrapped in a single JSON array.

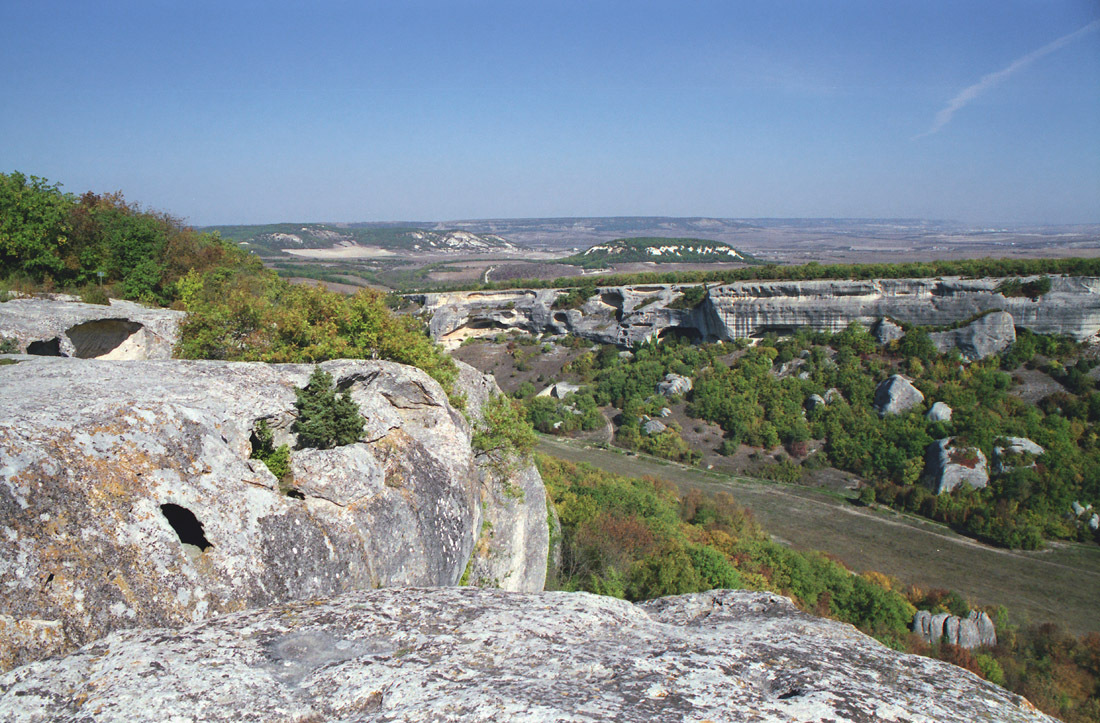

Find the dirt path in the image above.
[{"left": 537, "top": 435, "right": 1100, "bottom": 635}]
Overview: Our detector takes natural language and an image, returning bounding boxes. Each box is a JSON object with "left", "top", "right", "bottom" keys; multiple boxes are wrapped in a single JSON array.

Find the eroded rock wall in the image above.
[{"left": 415, "top": 275, "right": 1100, "bottom": 349}]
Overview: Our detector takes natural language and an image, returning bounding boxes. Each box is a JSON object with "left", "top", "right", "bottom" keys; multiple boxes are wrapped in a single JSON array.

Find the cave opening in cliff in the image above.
[
  {"left": 658, "top": 326, "right": 702, "bottom": 343},
  {"left": 160, "top": 504, "right": 213, "bottom": 551},
  {"left": 26, "top": 337, "right": 62, "bottom": 356}
]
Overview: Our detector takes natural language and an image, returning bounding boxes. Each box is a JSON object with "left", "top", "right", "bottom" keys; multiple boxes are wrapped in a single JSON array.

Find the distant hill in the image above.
[
  {"left": 557, "top": 237, "right": 758, "bottom": 268},
  {"left": 205, "top": 223, "right": 519, "bottom": 256}
]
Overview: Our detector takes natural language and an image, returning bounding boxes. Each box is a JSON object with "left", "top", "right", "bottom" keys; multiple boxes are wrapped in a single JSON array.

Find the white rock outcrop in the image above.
[
  {"left": 414, "top": 275, "right": 1100, "bottom": 349},
  {"left": 0, "top": 356, "right": 547, "bottom": 670}
]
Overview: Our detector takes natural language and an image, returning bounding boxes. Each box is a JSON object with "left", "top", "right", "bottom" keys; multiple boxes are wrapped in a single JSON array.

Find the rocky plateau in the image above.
[{"left": 0, "top": 587, "right": 1055, "bottom": 722}]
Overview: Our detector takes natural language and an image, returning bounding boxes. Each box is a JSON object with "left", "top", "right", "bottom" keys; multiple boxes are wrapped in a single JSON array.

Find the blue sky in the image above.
[{"left": 2, "top": 1, "right": 1098, "bottom": 225}]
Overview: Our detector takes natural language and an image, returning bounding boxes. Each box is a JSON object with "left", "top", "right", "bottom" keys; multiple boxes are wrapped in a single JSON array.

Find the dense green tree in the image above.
[{"left": 293, "top": 367, "right": 364, "bottom": 449}]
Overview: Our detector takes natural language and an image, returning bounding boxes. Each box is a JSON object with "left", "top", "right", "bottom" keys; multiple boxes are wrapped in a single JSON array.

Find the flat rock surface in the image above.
[{"left": 0, "top": 587, "right": 1053, "bottom": 722}]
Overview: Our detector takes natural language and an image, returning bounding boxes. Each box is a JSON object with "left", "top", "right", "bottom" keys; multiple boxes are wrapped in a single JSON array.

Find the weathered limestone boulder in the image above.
[
  {"left": 874, "top": 317, "right": 905, "bottom": 345},
  {"left": 992, "top": 437, "right": 1044, "bottom": 475},
  {"left": 656, "top": 372, "right": 692, "bottom": 397},
  {"left": 454, "top": 362, "right": 549, "bottom": 593},
  {"left": 930, "top": 311, "right": 1017, "bottom": 361},
  {"left": 0, "top": 588, "right": 1052, "bottom": 723},
  {"left": 873, "top": 374, "right": 924, "bottom": 416},
  {"left": 0, "top": 297, "right": 183, "bottom": 359},
  {"left": 913, "top": 609, "right": 996, "bottom": 649},
  {"left": 642, "top": 418, "right": 667, "bottom": 436},
  {"left": 926, "top": 401, "right": 953, "bottom": 422},
  {"left": 0, "top": 356, "right": 547, "bottom": 670},
  {"left": 805, "top": 393, "right": 826, "bottom": 412},
  {"left": 924, "top": 438, "right": 989, "bottom": 494}
]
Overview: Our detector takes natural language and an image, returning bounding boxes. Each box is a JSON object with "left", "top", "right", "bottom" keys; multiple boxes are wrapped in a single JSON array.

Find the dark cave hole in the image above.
[
  {"left": 160, "top": 503, "right": 213, "bottom": 551},
  {"left": 26, "top": 338, "right": 62, "bottom": 356}
]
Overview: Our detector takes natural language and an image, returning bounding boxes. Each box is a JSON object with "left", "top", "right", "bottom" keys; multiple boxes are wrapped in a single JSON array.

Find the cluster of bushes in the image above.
[
  {"left": 541, "top": 454, "right": 1100, "bottom": 722},
  {"left": 540, "top": 455, "right": 916, "bottom": 646},
  {"left": 0, "top": 171, "right": 458, "bottom": 393},
  {"left": 524, "top": 392, "right": 604, "bottom": 435},
  {"left": 0, "top": 171, "right": 255, "bottom": 304},
  {"left": 174, "top": 269, "right": 457, "bottom": 392}
]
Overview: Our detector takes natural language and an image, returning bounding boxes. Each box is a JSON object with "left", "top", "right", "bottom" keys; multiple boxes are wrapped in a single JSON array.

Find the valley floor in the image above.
[{"left": 538, "top": 434, "right": 1100, "bottom": 636}]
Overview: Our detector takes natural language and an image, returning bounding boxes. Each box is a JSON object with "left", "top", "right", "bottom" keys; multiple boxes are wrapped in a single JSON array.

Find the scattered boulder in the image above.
[
  {"left": 924, "top": 438, "right": 989, "bottom": 494},
  {"left": 535, "top": 381, "right": 582, "bottom": 399},
  {"left": 1091, "top": 514, "right": 1099, "bottom": 531},
  {"left": 0, "top": 588, "right": 1051, "bottom": 723},
  {"left": 873, "top": 375, "right": 924, "bottom": 416},
  {"left": 642, "top": 418, "right": 667, "bottom": 436},
  {"left": 656, "top": 373, "right": 692, "bottom": 397},
  {"left": 1072, "top": 500, "right": 1088, "bottom": 516},
  {"left": 874, "top": 318, "right": 905, "bottom": 345},
  {"left": 913, "top": 610, "right": 996, "bottom": 649},
  {"left": 824, "top": 387, "right": 843, "bottom": 403},
  {"left": 926, "top": 401, "right": 953, "bottom": 422},
  {"left": 805, "top": 394, "right": 826, "bottom": 412},
  {"left": 657, "top": 407, "right": 672, "bottom": 418},
  {"left": 992, "top": 437, "right": 1044, "bottom": 475},
  {"left": 930, "top": 311, "right": 1017, "bottom": 361}
]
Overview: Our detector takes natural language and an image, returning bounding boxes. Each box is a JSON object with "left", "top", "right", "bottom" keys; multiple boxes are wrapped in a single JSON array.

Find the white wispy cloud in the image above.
[{"left": 915, "top": 19, "right": 1100, "bottom": 139}]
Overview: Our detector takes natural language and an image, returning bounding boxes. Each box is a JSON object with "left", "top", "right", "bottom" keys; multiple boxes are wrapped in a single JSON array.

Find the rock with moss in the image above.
[
  {"left": 0, "top": 356, "right": 547, "bottom": 671},
  {"left": 0, "top": 587, "right": 1054, "bottom": 722},
  {"left": 923, "top": 437, "right": 989, "bottom": 494}
]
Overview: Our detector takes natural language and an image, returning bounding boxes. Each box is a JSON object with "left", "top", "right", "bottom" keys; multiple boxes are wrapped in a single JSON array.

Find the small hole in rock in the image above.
[
  {"left": 286, "top": 488, "right": 305, "bottom": 500},
  {"left": 160, "top": 504, "right": 213, "bottom": 551},
  {"left": 27, "top": 338, "right": 62, "bottom": 356},
  {"left": 777, "top": 688, "right": 803, "bottom": 700}
]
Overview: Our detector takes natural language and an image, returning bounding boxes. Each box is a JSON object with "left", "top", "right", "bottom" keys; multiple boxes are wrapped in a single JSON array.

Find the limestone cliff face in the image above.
[
  {"left": 415, "top": 275, "right": 1100, "bottom": 349},
  {"left": 0, "top": 587, "right": 1055, "bottom": 722},
  {"left": 0, "top": 357, "right": 547, "bottom": 670},
  {"left": 0, "top": 297, "right": 184, "bottom": 359}
]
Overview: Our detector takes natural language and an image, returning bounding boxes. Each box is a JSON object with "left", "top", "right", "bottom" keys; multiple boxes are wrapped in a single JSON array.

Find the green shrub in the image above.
[
  {"left": 473, "top": 393, "right": 537, "bottom": 478},
  {"left": 293, "top": 367, "right": 364, "bottom": 449},
  {"left": 0, "top": 336, "right": 19, "bottom": 354},
  {"left": 251, "top": 419, "right": 292, "bottom": 490},
  {"left": 79, "top": 285, "right": 111, "bottom": 305}
]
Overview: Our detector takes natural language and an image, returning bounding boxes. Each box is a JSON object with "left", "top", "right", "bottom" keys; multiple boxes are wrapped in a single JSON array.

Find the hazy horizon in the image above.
[{"left": 3, "top": 1, "right": 1098, "bottom": 227}]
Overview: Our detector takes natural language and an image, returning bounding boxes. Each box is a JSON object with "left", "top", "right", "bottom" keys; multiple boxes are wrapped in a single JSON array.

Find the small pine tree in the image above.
[{"left": 293, "top": 367, "right": 364, "bottom": 449}]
